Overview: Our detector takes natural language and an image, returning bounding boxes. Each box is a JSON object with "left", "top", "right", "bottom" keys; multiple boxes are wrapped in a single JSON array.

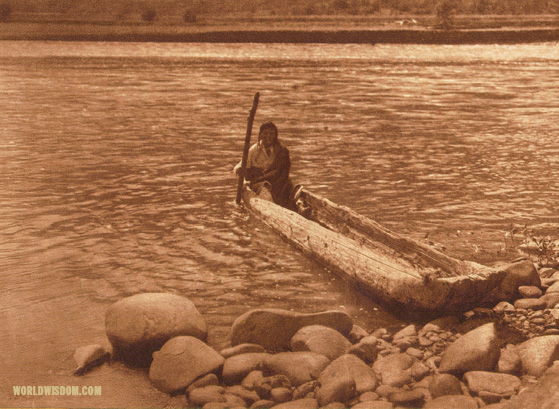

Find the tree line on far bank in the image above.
[{"left": 1, "top": 0, "right": 558, "bottom": 24}]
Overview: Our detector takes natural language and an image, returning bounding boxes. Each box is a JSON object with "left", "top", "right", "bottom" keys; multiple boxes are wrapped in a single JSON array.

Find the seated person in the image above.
[{"left": 234, "top": 121, "right": 302, "bottom": 210}]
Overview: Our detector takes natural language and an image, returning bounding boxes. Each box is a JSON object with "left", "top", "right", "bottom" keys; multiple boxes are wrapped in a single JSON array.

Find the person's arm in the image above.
[{"left": 255, "top": 147, "right": 290, "bottom": 184}]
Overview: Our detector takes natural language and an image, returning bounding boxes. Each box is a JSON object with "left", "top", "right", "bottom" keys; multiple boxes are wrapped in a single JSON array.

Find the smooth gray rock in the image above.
[
  {"left": 262, "top": 352, "right": 329, "bottom": 386},
  {"left": 149, "top": 336, "right": 224, "bottom": 394},
  {"left": 388, "top": 389, "right": 425, "bottom": 406},
  {"left": 517, "top": 335, "right": 559, "bottom": 377},
  {"left": 518, "top": 286, "right": 543, "bottom": 298},
  {"left": 230, "top": 309, "right": 353, "bottom": 351},
  {"left": 319, "top": 354, "right": 377, "bottom": 395},
  {"left": 291, "top": 325, "right": 351, "bottom": 360},
  {"left": 222, "top": 353, "right": 271, "bottom": 385},
  {"left": 438, "top": 323, "right": 501, "bottom": 375},
  {"left": 105, "top": 293, "right": 207, "bottom": 365}
]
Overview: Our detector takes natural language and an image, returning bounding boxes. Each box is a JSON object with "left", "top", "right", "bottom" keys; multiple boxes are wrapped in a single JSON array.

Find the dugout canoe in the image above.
[{"left": 242, "top": 186, "right": 506, "bottom": 314}]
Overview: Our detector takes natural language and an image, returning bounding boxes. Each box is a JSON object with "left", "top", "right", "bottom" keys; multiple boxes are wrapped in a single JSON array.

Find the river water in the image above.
[{"left": 1, "top": 41, "right": 559, "bottom": 407}]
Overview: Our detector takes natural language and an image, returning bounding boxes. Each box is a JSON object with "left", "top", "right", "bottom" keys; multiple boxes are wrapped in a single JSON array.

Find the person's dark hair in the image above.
[{"left": 259, "top": 121, "right": 278, "bottom": 140}]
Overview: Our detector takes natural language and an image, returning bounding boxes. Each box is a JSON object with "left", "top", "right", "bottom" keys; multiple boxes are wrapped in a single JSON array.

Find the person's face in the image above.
[{"left": 260, "top": 128, "right": 276, "bottom": 148}]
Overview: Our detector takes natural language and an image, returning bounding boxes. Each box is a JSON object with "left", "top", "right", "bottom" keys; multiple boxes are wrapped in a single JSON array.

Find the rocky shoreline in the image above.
[{"left": 72, "top": 257, "right": 559, "bottom": 409}]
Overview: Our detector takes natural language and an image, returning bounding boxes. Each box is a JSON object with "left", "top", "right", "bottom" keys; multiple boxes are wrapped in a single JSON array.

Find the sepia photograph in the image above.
[{"left": 1, "top": 0, "right": 559, "bottom": 408}]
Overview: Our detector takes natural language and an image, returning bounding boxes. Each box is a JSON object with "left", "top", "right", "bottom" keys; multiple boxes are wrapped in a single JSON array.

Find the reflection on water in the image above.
[{"left": 1, "top": 41, "right": 559, "bottom": 407}]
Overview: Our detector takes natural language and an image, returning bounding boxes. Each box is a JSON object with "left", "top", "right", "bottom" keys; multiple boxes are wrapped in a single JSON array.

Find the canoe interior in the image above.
[{"left": 242, "top": 186, "right": 505, "bottom": 313}]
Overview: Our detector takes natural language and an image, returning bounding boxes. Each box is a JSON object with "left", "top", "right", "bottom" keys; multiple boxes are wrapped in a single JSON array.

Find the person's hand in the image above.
[{"left": 233, "top": 164, "right": 244, "bottom": 178}]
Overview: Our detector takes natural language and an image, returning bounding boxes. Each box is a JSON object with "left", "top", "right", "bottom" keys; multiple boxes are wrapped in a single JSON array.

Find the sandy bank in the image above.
[{"left": 2, "top": 25, "right": 559, "bottom": 44}]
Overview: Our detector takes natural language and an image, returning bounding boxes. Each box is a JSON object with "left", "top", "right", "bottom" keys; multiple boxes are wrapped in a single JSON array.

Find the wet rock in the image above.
[
  {"left": 347, "top": 335, "right": 379, "bottom": 364},
  {"left": 518, "top": 286, "right": 543, "bottom": 298},
  {"left": 230, "top": 309, "right": 353, "bottom": 351},
  {"left": 221, "top": 344, "right": 266, "bottom": 358},
  {"left": 188, "top": 385, "right": 226, "bottom": 407},
  {"left": 348, "top": 325, "right": 369, "bottom": 344},
  {"left": 372, "top": 353, "right": 416, "bottom": 387},
  {"left": 438, "top": 323, "right": 501, "bottom": 375},
  {"left": 485, "top": 260, "right": 540, "bottom": 303},
  {"left": 73, "top": 344, "right": 111, "bottom": 375},
  {"left": 317, "top": 375, "right": 356, "bottom": 406},
  {"left": 497, "top": 362, "right": 559, "bottom": 409},
  {"left": 270, "top": 398, "right": 318, "bottom": 409},
  {"left": 105, "top": 293, "right": 207, "bottom": 365},
  {"left": 496, "top": 344, "right": 521, "bottom": 375},
  {"left": 388, "top": 389, "right": 425, "bottom": 406},
  {"left": 463, "top": 371, "right": 521, "bottom": 401},
  {"left": 517, "top": 335, "right": 559, "bottom": 377},
  {"left": 222, "top": 353, "right": 271, "bottom": 385},
  {"left": 428, "top": 374, "right": 462, "bottom": 398},
  {"left": 262, "top": 352, "right": 329, "bottom": 386},
  {"left": 423, "top": 395, "right": 479, "bottom": 409},
  {"left": 226, "top": 385, "right": 260, "bottom": 405},
  {"left": 149, "top": 336, "right": 224, "bottom": 394},
  {"left": 514, "top": 298, "right": 547, "bottom": 310},
  {"left": 319, "top": 354, "right": 378, "bottom": 395},
  {"left": 291, "top": 325, "right": 351, "bottom": 360}
]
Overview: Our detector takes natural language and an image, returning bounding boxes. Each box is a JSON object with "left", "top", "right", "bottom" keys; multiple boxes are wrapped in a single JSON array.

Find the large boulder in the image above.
[
  {"left": 438, "top": 323, "right": 501, "bottom": 375},
  {"left": 516, "top": 335, "right": 559, "bottom": 377},
  {"left": 230, "top": 309, "right": 353, "bottom": 351},
  {"left": 262, "top": 352, "right": 330, "bottom": 386},
  {"left": 319, "top": 354, "right": 378, "bottom": 395},
  {"left": 105, "top": 293, "right": 207, "bottom": 365},
  {"left": 291, "top": 325, "right": 351, "bottom": 360},
  {"left": 148, "top": 336, "right": 224, "bottom": 394},
  {"left": 484, "top": 260, "right": 540, "bottom": 303}
]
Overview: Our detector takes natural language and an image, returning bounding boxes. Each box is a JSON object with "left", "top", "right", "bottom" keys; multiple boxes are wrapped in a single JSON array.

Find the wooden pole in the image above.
[{"left": 235, "top": 92, "right": 260, "bottom": 205}]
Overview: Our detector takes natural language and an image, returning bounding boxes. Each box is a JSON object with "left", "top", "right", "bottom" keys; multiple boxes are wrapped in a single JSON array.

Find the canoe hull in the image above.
[{"left": 242, "top": 187, "right": 505, "bottom": 314}]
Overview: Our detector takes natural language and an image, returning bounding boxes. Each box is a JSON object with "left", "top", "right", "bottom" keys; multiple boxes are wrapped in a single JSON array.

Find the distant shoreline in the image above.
[{"left": 2, "top": 28, "right": 559, "bottom": 44}]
